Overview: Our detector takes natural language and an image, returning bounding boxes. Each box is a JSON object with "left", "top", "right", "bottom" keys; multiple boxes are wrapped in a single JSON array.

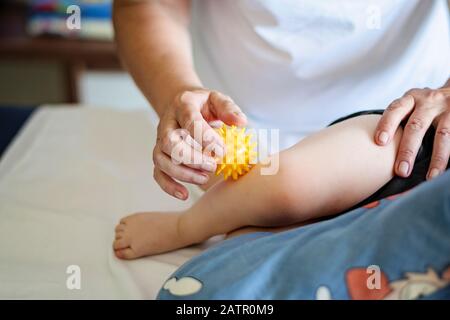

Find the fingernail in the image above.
[
  {"left": 378, "top": 131, "right": 389, "bottom": 145},
  {"left": 398, "top": 161, "right": 410, "bottom": 176},
  {"left": 194, "top": 174, "right": 209, "bottom": 184},
  {"left": 428, "top": 168, "right": 440, "bottom": 180},
  {"left": 202, "top": 160, "right": 216, "bottom": 172},
  {"left": 174, "top": 191, "right": 185, "bottom": 200},
  {"left": 234, "top": 111, "right": 246, "bottom": 119}
]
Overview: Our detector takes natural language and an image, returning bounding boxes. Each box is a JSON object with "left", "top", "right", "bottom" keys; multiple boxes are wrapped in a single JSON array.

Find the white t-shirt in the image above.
[{"left": 191, "top": 0, "right": 450, "bottom": 150}]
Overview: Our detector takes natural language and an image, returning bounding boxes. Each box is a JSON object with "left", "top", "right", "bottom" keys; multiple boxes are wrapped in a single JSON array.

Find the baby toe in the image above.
[
  {"left": 115, "top": 248, "right": 136, "bottom": 260},
  {"left": 119, "top": 217, "right": 130, "bottom": 224},
  {"left": 113, "top": 238, "right": 130, "bottom": 250},
  {"left": 115, "top": 231, "right": 124, "bottom": 240},
  {"left": 115, "top": 224, "right": 125, "bottom": 232}
]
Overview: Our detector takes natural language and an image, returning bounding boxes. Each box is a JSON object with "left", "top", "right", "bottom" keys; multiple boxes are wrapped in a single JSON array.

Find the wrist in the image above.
[{"left": 151, "top": 71, "right": 203, "bottom": 117}]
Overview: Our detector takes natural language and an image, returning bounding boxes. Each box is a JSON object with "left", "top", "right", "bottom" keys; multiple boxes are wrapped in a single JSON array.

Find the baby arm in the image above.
[{"left": 114, "top": 115, "right": 402, "bottom": 259}]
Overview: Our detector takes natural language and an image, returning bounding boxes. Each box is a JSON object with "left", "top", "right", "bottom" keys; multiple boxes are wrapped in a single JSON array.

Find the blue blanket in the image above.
[{"left": 158, "top": 171, "right": 450, "bottom": 300}]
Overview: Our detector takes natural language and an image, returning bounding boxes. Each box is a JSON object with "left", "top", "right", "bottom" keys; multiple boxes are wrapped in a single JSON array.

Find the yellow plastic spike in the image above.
[{"left": 214, "top": 125, "right": 257, "bottom": 180}]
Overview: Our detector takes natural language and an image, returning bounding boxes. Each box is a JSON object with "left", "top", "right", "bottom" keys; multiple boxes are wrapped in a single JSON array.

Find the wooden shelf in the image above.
[{"left": 0, "top": 3, "right": 122, "bottom": 102}]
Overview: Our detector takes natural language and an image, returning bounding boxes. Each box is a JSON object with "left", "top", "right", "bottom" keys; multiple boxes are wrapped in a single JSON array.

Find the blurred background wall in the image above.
[
  {"left": 0, "top": 0, "right": 449, "bottom": 110},
  {"left": 0, "top": 0, "right": 147, "bottom": 109}
]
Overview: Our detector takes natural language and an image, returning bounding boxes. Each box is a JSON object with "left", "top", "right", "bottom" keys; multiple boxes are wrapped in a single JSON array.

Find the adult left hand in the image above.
[{"left": 374, "top": 81, "right": 450, "bottom": 180}]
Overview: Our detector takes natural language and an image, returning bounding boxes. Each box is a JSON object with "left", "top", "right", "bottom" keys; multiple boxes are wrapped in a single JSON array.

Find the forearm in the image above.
[
  {"left": 179, "top": 115, "right": 403, "bottom": 242},
  {"left": 113, "top": 0, "right": 201, "bottom": 116}
]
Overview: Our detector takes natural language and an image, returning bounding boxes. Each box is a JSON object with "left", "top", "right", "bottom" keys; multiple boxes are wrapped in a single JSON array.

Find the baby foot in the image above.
[{"left": 113, "top": 212, "right": 191, "bottom": 259}]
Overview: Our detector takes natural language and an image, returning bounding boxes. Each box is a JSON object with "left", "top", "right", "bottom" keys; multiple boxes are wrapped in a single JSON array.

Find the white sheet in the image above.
[{"left": 0, "top": 106, "right": 218, "bottom": 299}]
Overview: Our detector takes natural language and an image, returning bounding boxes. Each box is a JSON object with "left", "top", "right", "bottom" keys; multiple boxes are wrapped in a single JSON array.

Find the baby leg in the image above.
[{"left": 114, "top": 114, "right": 402, "bottom": 259}]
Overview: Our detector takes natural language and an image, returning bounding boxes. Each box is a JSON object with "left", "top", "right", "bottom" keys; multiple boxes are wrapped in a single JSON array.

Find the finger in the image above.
[
  {"left": 209, "top": 91, "right": 247, "bottom": 126},
  {"left": 175, "top": 101, "right": 225, "bottom": 155},
  {"left": 375, "top": 94, "right": 415, "bottom": 145},
  {"left": 156, "top": 115, "right": 179, "bottom": 145},
  {"left": 158, "top": 133, "right": 217, "bottom": 172},
  {"left": 208, "top": 120, "right": 225, "bottom": 128},
  {"left": 395, "top": 110, "right": 436, "bottom": 177},
  {"left": 154, "top": 151, "right": 210, "bottom": 186},
  {"left": 427, "top": 112, "right": 450, "bottom": 180},
  {"left": 153, "top": 167, "right": 189, "bottom": 200}
]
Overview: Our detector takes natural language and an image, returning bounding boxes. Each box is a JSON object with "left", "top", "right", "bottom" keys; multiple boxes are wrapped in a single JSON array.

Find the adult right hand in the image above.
[{"left": 153, "top": 88, "right": 247, "bottom": 200}]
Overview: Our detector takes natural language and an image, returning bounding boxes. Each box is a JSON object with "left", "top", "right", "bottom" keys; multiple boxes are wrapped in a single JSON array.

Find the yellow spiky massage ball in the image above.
[{"left": 215, "top": 125, "right": 257, "bottom": 180}]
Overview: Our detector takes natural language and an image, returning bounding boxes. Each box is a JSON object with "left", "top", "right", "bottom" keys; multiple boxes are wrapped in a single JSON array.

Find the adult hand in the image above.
[
  {"left": 374, "top": 85, "right": 450, "bottom": 180},
  {"left": 154, "top": 88, "right": 247, "bottom": 200}
]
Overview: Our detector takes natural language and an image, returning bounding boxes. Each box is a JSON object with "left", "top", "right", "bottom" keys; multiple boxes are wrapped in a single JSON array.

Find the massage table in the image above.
[
  {"left": 2, "top": 106, "right": 449, "bottom": 300},
  {"left": 0, "top": 105, "right": 219, "bottom": 299}
]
